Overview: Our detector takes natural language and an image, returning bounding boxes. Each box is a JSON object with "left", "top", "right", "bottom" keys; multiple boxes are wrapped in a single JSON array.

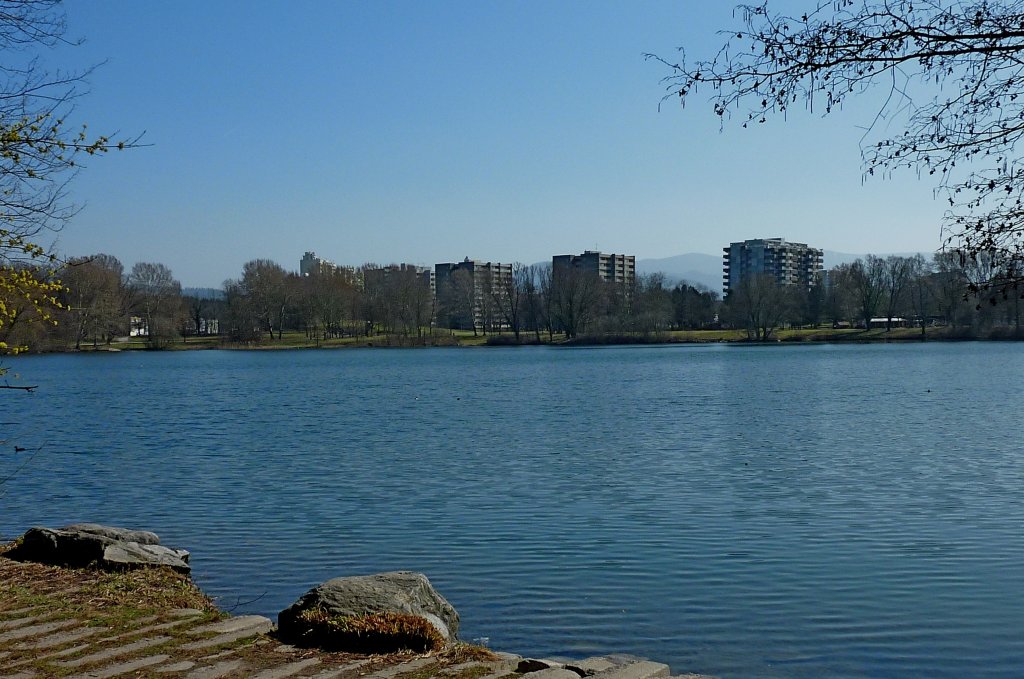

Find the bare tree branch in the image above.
[{"left": 653, "top": 1, "right": 1024, "bottom": 294}]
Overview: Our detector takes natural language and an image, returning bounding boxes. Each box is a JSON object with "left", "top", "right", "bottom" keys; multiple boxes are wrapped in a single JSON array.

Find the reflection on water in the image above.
[{"left": 2, "top": 343, "right": 1022, "bottom": 678}]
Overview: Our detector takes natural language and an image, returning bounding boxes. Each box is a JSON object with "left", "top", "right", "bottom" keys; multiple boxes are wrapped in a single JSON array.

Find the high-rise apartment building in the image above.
[
  {"left": 363, "top": 263, "right": 435, "bottom": 297},
  {"left": 299, "top": 251, "right": 335, "bottom": 277},
  {"left": 434, "top": 258, "right": 512, "bottom": 331},
  {"left": 723, "top": 238, "right": 823, "bottom": 295},
  {"left": 299, "top": 251, "right": 359, "bottom": 285},
  {"left": 551, "top": 251, "right": 636, "bottom": 285}
]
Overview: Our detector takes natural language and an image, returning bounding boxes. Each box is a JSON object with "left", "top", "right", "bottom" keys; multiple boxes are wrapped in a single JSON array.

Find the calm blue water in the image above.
[{"left": 1, "top": 343, "right": 1022, "bottom": 677}]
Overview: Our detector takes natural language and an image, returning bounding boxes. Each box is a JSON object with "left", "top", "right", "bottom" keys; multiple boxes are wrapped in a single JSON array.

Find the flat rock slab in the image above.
[
  {"left": 102, "top": 542, "right": 190, "bottom": 572},
  {"left": 478, "top": 668, "right": 520, "bottom": 679},
  {"left": 189, "top": 615, "right": 273, "bottom": 635},
  {"left": 181, "top": 617, "right": 273, "bottom": 651},
  {"left": 137, "top": 617, "right": 200, "bottom": 634},
  {"left": 250, "top": 657, "right": 321, "bottom": 678},
  {"left": 55, "top": 635, "right": 172, "bottom": 668},
  {"left": 0, "top": 619, "right": 79, "bottom": 643},
  {"left": 0, "top": 614, "right": 44, "bottom": 631},
  {"left": 472, "top": 660, "right": 522, "bottom": 678},
  {"left": 567, "top": 657, "right": 618, "bottom": 675},
  {"left": 11, "top": 524, "right": 190, "bottom": 574},
  {"left": 518, "top": 658, "right": 564, "bottom": 673},
  {"left": 66, "top": 653, "right": 170, "bottom": 679},
  {"left": 170, "top": 609, "right": 205, "bottom": 618},
  {"left": 592, "top": 661, "right": 671, "bottom": 679},
  {"left": 526, "top": 670, "right": 582, "bottom": 679},
  {"left": 184, "top": 659, "right": 246, "bottom": 679},
  {"left": 38, "top": 642, "right": 92, "bottom": 660},
  {"left": 157, "top": 660, "right": 197, "bottom": 673},
  {"left": 62, "top": 523, "right": 160, "bottom": 545},
  {"left": 15, "top": 625, "right": 106, "bottom": 650},
  {"left": 0, "top": 605, "right": 39, "bottom": 616}
]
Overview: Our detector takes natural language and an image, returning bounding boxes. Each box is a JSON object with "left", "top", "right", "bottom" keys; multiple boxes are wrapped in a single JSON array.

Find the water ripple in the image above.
[{"left": 1, "top": 343, "right": 1023, "bottom": 678}]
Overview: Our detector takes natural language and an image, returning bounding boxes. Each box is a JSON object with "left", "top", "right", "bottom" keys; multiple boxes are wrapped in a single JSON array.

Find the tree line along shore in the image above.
[{"left": 3, "top": 250, "right": 1022, "bottom": 355}]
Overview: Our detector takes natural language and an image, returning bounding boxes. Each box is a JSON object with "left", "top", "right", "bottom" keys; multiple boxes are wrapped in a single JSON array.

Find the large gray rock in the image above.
[
  {"left": 10, "top": 524, "right": 190, "bottom": 574},
  {"left": 64, "top": 523, "right": 161, "bottom": 545},
  {"left": 277, "top": 571, "right": 459, "bottom": 653},
  {"left": 102, "top": 541, "right": 191, "bottom": 571}
]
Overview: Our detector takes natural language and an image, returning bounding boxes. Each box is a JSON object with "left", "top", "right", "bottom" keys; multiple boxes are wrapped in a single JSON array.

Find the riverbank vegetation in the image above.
[
  {"left": 4, "top": 249, "right": 1019, "bottom": 356},
  {"left": 2, "top": 249, "right": 1023, "bottom": 353}
]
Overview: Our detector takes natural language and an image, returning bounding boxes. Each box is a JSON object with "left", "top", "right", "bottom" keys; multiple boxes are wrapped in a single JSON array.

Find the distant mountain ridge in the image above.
[
  {"left": 182, "top": 287, "right": 225, "bottom": 300},
  {"left": 635, "top": 253, "right": 722, "bottom": 291}
]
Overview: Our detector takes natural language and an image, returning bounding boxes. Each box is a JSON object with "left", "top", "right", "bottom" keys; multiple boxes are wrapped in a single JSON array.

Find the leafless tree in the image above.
[
  {"left": 60, "top": 254, "right": 125, "bottom": 348},
  {"left": 492, "top": 262, "right": 530, "bottom": 341},
  {"left": 847, "top": 256, "right": 887, "bottom": 329},
  {"left": 550, "top": 265, "right": 603, "bottom": 339},
  {"left": 793, "top": 272, "right": 825, "bottom": 328},
  {"left": 299, "top": 268, "right": 358, "bottom": 341},
  {"left": 823, "top": 265, "right": 855, "bottom": 327},
  {"left": 629, "top": 273, "right": 674, "bottom": 335},
  {"left": 724, "top": 273, "right": 793, "bottom": 340},
  {"left": 438, "top": 269, "right": 477, "bottom": 334},
  {"left": 932, "top": 251, "right": 972, "bottom": 329},
  {"left": 881, "top": 255, "right": 915, "bottom": 330},
  {"left": 906, "top": 254, "right": 934, "bottom": 338},
  {"left": 537, "top": 264, "right": 557, "bottom": 341},
  {"left": 389, "top": 267, "right": 432, "bottom": 337},
  {"left": 522, "top": 264, "right": 544, "bottom": 341},
  {"left": 128, "top": 262, "right": 181, "bottom": 348},
  {"left": 477, "top": 267, "right": 496, "bottom": 335},
  {"left": 235, "top": 259, "right": 289, "bottom": 340}
]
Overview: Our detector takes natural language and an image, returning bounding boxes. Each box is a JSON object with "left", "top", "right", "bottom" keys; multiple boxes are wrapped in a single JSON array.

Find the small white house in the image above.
[{"left": 129, "top": 316, "right": 148, "bottom": 337}]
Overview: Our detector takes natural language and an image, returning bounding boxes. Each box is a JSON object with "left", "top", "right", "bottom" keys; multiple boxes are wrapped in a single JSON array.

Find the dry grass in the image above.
[
  {"left": 288, "top": 607, "right": 448, "bottom": 653},
  {"left": 435, "top": 643, "right": 500, "bottom": 664},
  {"left": 0, "top": 540, "right": 500, "bottom": 677},
  {"left": 0, "top": 542, "right": 217, "bottom": 615}
]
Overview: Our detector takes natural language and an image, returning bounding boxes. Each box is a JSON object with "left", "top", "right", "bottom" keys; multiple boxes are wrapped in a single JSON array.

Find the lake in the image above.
[{"left": 1, "top": 343, "right": 1022, "bottom": 677}]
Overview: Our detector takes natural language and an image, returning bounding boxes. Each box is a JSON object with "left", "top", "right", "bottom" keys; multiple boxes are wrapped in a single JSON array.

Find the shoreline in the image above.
[{"left": 29, "top": 325, "right": 1024, "bottom": 356}]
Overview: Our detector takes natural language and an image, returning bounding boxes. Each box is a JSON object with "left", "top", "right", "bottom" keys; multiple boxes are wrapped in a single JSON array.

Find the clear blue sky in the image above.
[{"left": 50, "top": 0, "right": 947, "bottom": 287}]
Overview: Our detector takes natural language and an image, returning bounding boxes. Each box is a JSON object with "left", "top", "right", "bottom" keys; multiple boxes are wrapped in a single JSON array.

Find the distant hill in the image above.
[
  {"left": 182, "top": 287, "right": 225, "bottom": 300},
  {"left": 636, "top": 253, "right": 722, "bottom": 291}
]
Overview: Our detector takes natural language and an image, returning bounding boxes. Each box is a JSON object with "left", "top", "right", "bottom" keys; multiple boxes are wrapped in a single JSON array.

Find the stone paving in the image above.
[
  {"left": 0, "top": 556, "right": 711, "bottom": 679},
  {"left": 0, "top": 599, "right": 713, "bottom": 679}
]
